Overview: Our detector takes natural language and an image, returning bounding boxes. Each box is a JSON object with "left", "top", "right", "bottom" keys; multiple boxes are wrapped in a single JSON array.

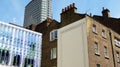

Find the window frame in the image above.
[
  {"left": 114, "top": 37, "right": 120, "bottom": 47},
  {"left": 51, "top": 48, "right": 57, "bottom": 59},
  {"left": 92, "top": 24, "right": 97, "bottom": 34},
  {"left": 116, "top": 52, "right": 120, "bottom": 63},
  {"left": 96, "top": 64, "right": 100, "bottom": 67},
  {"left": 50, "top": 29, "right": 57, "bottom": 41},
  {"left": 102, "top": 29, "right": 106, "bottom": 38},
  {"left": 104, "top": 46, "right": 109, "bottom": 58},
  {"left": 94, "top": 42, "right": 100, "bottom": 55}
]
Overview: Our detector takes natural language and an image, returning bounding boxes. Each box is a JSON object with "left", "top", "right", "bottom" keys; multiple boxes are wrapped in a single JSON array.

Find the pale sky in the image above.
[{"left": 0, "top": 0, "right": 120, "bottom": 26}]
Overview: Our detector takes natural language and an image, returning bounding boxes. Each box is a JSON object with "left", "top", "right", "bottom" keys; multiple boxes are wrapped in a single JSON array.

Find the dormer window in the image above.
[{"left": 50, "top": 29, "right": 57, "bottom": 41}]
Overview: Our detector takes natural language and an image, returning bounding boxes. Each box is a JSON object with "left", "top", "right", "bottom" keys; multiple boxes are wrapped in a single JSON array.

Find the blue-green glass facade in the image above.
[{"left": 0, "top": 21, "right": 42, "bottom": 67}]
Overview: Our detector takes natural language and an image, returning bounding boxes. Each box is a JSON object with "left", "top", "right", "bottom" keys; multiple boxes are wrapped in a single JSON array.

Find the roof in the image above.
[{"left": 93, "top": 15, "right": 120, "bottom": 34}]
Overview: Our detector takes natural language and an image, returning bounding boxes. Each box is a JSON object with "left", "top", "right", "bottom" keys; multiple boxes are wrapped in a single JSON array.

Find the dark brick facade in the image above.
[
  {"left": 93, "top": 8, "right": 120, "bottom": 34},
  {"left": 35, "top": 18, "right": 59, "bottom": 67}
]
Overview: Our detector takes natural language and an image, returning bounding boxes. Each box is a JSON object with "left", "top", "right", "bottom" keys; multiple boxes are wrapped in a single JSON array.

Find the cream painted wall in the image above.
[{"left": 58, "top": 18, "right": 89, "bottom": 67}]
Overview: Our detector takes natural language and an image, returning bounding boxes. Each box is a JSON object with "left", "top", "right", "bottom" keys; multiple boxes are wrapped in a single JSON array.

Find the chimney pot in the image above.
[
  {"left": 71, "top": 4, "right": 74, "bottom": 8},
  {"left": 65, "top": 7, "right": 67, "bottom": 11},
  {"left": 73, "top": 3, "right": 75, "bottom": 7},
  {"left": 70, "top": 4, "right": 72, "bottom": 8},
  {"left": 67, "top": 6, "right": 69, "bottom": 10},
  {"left": 90, "top": 13, "right": 92, "bottom": 17},
  {"left": 102, "top": 7, "right": 105, "bottom": 10},
  {"left": 68, "top": 5, "right": 71, "bottom": 9},
  {"left": 62, "top": 9, "right": 64, "bottom": 12}
]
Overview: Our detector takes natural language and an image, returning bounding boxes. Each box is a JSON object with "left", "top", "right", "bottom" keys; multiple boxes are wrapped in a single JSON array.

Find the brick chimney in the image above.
[
  {"left": 102, "top": 7, "right": 110, "bottom": 18},
  {"left": 61, "top": 3, "right": 77, "bottom": 14},
  {"left": 61, "top": 3, "right": 78, "bottom": 27},
  {"left": 27, "top": 24, "right": 36, "bottom": 31},
  {"left": 102, "top": 7, "right": 111, "bottom": 27}
]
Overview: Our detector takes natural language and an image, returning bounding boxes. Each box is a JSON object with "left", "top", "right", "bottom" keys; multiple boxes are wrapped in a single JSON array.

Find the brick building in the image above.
[
  {"left": 35, "top": 18, "right": 59, "bottom": 67},
  {"left": 35, "top": 3, "right": 120, "bottom": 67}
]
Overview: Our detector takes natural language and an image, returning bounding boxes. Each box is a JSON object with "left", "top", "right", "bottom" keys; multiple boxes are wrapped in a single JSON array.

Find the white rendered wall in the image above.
[{"left": 58, "top": 18, "right": 89, "bottom": 67}]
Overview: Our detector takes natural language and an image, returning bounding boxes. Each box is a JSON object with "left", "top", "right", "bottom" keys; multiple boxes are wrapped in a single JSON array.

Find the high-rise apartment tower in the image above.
[{"left": 24, "top": 0, "right": 52, "bottom": 27}]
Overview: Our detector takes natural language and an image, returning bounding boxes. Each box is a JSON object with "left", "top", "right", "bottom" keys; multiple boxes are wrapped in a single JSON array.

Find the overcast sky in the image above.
[{"left": 0, "top": 0, "right": 120, "bottom": 26}]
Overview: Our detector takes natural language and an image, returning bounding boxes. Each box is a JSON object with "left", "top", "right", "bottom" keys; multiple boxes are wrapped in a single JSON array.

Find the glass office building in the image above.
[
  {"left": 24, "top": 0, "right": 52, "bottom": 27},
  {"left": 0, "top": 21, "right": 42, "bottom": 67}
]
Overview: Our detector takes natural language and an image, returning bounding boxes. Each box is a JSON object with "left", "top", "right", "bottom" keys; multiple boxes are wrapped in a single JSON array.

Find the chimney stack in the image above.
[
  {"left": 28, "top": 24, "right": 36, "bottom": 31},
  {"left": 61, "top": 3, "right": 77, "bottom": 13},
  {"left": 102, "top": 7, "right": 110, "bottom": 18},
  {"left": 90, "top": 13, "right": 92, "bottom": 17}
]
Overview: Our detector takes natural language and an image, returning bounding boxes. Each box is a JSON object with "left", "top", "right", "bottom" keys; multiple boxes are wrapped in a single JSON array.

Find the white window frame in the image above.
[
  {"left": 114, "top": 38, "right": 120, "bottom": 47},
  {"left": 51, "top": 48, "right": 57, "bottom": 59},
  {"left": 50, "top": 29, "right": 57, "bottom": 41},
  {"left": 116, "top": 52, "right": 120, "bottom": 63},
  {"left": 92, "top": 24, "right": 97, "bottom": 33},
  {"left": 104, "top": 46, "right": 109, "bottom": 58},
  {"left": 94, "top": 42, "right": 100, "bottom": 55},
  {"left": 102, "top": 30, "right": 106, "bottom": 38}
]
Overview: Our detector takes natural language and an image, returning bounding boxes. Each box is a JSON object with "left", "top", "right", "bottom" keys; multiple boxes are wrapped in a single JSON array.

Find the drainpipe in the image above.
[{"left": 109, "top": 30, "right": 116, "bottom": 67}]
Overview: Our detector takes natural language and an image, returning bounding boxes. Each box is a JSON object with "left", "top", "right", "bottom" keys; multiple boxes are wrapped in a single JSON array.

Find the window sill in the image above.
[
  {"left": 95, "top": 53, "right": 100, "bottom": 56},
  {"left": 51, "top": 58, "right": 57, "bottom": 60},
  {"left": 105, "top": 56, "right": 109, "bottom": 59},
  {"left": 50, "top": 39, "right": 57, "bottom": 42},
  {"left": 102, "top": 36, "right": 107, "bottom": 39},
  {"left": 117, "top": 61, "right": 120, "bottom": 63},
  {"left": 115, "top": 44, "right": 120, "bottom": 48},
  {"left": 93, "top": 31, "right": 98, "bottom": 35}
]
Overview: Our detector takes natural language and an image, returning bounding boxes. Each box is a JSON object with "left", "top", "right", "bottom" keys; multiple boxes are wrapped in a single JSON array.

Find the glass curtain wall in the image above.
[{"left": 0, "top": 22, "right": 42, "bottom": 67}]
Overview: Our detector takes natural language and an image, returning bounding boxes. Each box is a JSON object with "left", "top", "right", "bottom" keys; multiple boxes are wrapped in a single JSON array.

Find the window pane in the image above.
[
  {"left": 51, "top": 48, "right": 57, "bottom": 59},
  {"left": 104, "top": 46, "right": 108, "bottom": 57},
  {"left": 96, "top": 64, "right": 100, "bottom": 67},
  {"left": 116, "top": 52, "right": 120, "bottom": 62},
  {"left": 50, "top": 30, "right": 57, "bottom": 41},
  {"left": 94, "top": 42, "right": 99, "bottom": 54},
  {"left": 102, "top": 30, "right": 106, "bottom": 38},
  {"left": 92, "top": 25, "right": 97, "bottom": 33},
  {"left": 54, "top": 30, "right": 57, "bottom": 38}
]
